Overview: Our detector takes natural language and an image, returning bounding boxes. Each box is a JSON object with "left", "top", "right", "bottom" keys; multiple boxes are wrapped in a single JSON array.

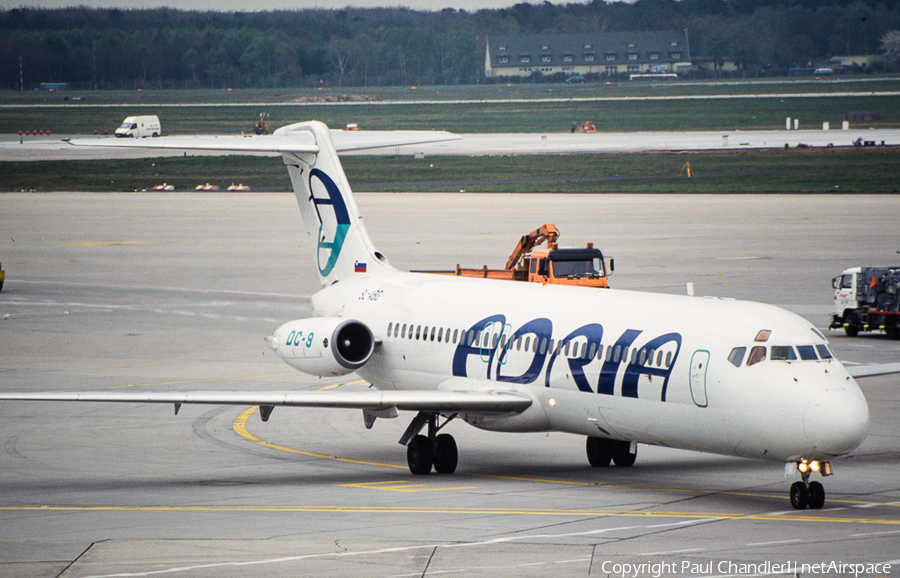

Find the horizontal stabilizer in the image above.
[
  {"left": 68, "top": 134, "right": 320, "bottom": 154},
  {"left": 0, "top": 388, "right": 532, "bottom": 414},
  {"left": 67, "top": 124, "right": 459, "bottom": 155},
  {"left": 845, "top": 362, "right": 900, "bottom": 378}
]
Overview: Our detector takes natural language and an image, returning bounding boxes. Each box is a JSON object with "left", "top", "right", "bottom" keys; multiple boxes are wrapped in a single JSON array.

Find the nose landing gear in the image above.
[{"left": 787, "top": 460, "right": 831, "bottom": 509}]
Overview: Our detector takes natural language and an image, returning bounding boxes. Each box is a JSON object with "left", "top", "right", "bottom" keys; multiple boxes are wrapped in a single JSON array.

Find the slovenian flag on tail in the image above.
[{"left": 354, "top": 261, "right": 367, "bottom": 273}]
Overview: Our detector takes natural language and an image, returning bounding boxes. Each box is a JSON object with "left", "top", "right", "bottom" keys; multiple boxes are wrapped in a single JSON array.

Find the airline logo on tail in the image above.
[{"left": 308, "top": 168, "right": 351, "bottom": 277}]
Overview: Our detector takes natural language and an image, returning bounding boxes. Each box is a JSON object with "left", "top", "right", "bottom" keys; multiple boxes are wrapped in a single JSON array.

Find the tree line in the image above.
[{"left": 1, "top": 0, "right": 899, "bottom": 90}]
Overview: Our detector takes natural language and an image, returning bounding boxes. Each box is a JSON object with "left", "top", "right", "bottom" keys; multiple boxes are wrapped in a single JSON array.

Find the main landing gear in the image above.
[
  {"left": 401, "top": 412, "right": 458, "bottom": 475},
  {"left": 586, "top": 436, "right": 637, "bottom": 467},
  {"left": 788, "top": 460, "right": 831, "bottom": 510}
]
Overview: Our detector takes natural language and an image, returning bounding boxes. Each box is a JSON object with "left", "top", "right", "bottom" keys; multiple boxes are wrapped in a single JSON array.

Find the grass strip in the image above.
[
  {"left": 3, "top": 95, "right": 900, "bottom": 135},
  {"left": 1, "top": 148, "right": 899, "bottom": 194}
]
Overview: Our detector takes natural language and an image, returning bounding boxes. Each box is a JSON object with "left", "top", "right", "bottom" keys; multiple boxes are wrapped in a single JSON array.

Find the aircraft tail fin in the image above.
[{"left": 275, "top": 121, "right": 390, "bottom": 286}]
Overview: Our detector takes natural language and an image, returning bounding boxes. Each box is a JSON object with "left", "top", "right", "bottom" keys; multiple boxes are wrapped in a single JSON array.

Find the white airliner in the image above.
[{"left": 2, "top": 121, "right": 896, "bottom": 511}]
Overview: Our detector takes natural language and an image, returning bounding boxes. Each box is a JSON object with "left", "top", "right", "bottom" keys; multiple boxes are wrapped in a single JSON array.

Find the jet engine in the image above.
[{"left": 268, "top": 317, "right": 374, "bottom": 376}]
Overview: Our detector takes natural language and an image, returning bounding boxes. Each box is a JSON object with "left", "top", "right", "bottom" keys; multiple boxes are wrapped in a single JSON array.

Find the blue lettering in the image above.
[
  {"left": 621, "top": 333, "right": 681, "bottom": 400},
  {"left": 450, "top": 315, "right": 682, "bottom": 403},
  {"left": 452, "top": 314, "right": 506, "bottom": 379},
  {"left": 545, "top": 323, "right": 603, "bottom": 392},
  {"left": 597, "top": 329, "right": 642, "bottom": 396},
  {"left": 496, "top": 318, "right": 553, "bottom": 384}
]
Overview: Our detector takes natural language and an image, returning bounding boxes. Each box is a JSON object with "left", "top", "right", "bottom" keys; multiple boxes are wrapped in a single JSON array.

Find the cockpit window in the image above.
[
  {"left": 796, "top": 345, "right": 818, "bottom": 361},
  {"left": 747, "top": 346, "right": 766, "bottom": 366},
  {"left": 816, "top": 344, "right": 834, "bottom": 359},
  {"left": 727, "top": 347, "right": 746, "bottom": 367},
  {"left": 770, "top": 346, "right": 797, "bottom": 361}
]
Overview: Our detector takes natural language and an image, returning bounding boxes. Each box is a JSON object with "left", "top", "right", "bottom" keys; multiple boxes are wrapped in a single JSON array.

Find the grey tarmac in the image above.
[{"left": 1, "top": 192, "right": 899, "bottom": 578}]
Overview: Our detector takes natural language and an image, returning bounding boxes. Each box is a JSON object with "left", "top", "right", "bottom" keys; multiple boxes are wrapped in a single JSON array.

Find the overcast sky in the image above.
[
  {"left": 10, "top": 0, "right": 617, "bottom": 12},
  {"left": 12, "top": 0, "right": 629, "bottom": 12}
]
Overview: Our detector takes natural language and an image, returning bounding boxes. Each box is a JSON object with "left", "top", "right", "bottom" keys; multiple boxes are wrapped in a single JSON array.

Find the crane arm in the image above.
[{"left": 505, "top": 224, "right": 559, "bottom": 271}]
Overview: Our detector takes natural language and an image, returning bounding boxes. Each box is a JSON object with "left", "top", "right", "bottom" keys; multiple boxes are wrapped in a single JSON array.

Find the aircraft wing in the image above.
[
  {"left": 845, "top": 362, "right": 900, "bottom": 378},
  {"left": 0, "top": 388, "right": 532, "bottom": 416},
  {"left": 66, "top": 128, "right": 459, "bottom": 155}
]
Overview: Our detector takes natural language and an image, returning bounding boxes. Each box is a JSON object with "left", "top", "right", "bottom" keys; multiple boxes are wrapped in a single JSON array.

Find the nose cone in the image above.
[{"left": 803, "top": 389, "right": 869, "bottom": 457}]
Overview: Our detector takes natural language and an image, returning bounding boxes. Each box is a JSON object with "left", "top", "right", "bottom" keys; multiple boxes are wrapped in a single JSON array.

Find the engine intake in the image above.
[{"left": 269, "top": 317, "right": 375, "bottom": 376}]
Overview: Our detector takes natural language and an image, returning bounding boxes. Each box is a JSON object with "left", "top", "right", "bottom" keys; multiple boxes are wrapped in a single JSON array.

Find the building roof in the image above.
[{"left": 487, "top": 31, "right": 690, "bottom": 69}]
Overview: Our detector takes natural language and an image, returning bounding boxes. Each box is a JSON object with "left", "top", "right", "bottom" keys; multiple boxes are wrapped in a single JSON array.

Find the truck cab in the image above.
[
  {"left": 832, "top": 267, "right": 860, "bottom": 317},
  {"left": 527, "top": 247, "right": 610, "bottom": 288}
]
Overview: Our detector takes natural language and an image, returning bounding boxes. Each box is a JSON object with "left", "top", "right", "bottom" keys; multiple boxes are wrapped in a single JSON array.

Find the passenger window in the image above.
[
  {"left": 564, "top": 341, "right": 571, "bottom": 357},
  {"left": 815, "top": 344, "right": 834, "bottom": 360},
  {"left": 797, "top": 345, "right": 817, "bottom": 360},
  {"left": 747, "top": 346, "right": 766, "bottom": 366},
  {"left": 415, "top": 325, "right": 422, "bottom": 340},
  {"left": 437, "top": 327, "right": 443, "bottom": 342},
  {"left": 588, "top": 343, "right": 597, "bottom": 359},
  {"left": 401, "top": 324, "right": 407, "bottom": 338},
  {"left": 539, "top": 338, "right": 547, "bottom": 354},
  {"left": 387, "top": 322, "right": 393, "bottom": 336},
  {"left": 770, "top": 346, "right": 797, "bottom": 361},
  {"left": 430, "top": 327, "right": 436, "bottom": 341},
  {"left": 728, "top": 347, "right": 746, "bottom": 367},
  {"left": 665, "top": 351, "right": 672, "bottom": 367},
  {"left": 452, "top": 329, "right": 458, "bottom": 343},
  {"left": 613, "top": 345, "right": 621, "bottom": 362},
  {"left": 656, "top": 350, "right": 664, "bottom": 367}
]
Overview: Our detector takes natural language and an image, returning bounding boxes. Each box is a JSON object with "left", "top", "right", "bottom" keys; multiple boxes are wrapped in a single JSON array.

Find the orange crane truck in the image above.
[{"left": 456, "top": 224, "right": 612, "bottom": 288}]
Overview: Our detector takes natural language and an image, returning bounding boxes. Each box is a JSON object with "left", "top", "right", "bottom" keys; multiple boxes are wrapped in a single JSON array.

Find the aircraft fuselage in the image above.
[{"left": 292, "top": 271, "right": 869, "bottom": 465}]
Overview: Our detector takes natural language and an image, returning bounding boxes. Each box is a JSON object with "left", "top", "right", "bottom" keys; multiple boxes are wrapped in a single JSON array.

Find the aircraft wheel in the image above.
[
  {"left": 611, "top": 440, "right": 637, "bottom": 467},
  {"left": 433, "top": 434, "right": 458, "bottom": 474},
  {"left": 790, "top": 481, "right": 809, "bottom": 509},
  {"left": 586, "top": 437, "right": 612, "bottom": 467},
  {"left": 407, "top": 434, "right": 433, "bottom": 475},
  {"left": 807, "top": 481, "right": 825, "bottom": 509}
]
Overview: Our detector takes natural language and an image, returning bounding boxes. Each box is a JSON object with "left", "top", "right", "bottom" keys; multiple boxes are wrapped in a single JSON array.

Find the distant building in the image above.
[{"left": 485, "top": 31, "right": 692, "bottom": 79}]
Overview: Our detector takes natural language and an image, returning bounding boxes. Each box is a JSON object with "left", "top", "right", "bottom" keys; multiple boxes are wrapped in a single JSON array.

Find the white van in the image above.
[{"left": 115, "top": 115, "right": 161, "bottom": 138}]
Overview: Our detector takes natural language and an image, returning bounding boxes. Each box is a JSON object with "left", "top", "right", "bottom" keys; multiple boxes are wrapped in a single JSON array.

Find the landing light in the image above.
[
  {"left": 798, "top": 460, "right": 822, "bottom": 474},
  {"left": 548, "top": 397, "right": 557, "bottom": 407}
]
